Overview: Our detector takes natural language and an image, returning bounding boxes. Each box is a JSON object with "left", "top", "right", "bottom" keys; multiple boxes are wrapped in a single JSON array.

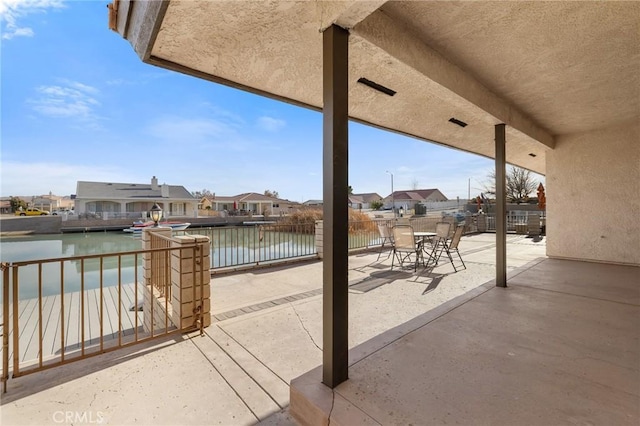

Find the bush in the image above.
[
  {"left": 348, "top": 210, "right": 378, "bottom": 233},
  {"left": 280, "top": 208, "right": 323, "bottom": 225},
  {"left": 370, "top": 200, "right": 384, "bottom": 210},
  {"left": 278, "top": 208, "right": 377, "bottom": 234}
]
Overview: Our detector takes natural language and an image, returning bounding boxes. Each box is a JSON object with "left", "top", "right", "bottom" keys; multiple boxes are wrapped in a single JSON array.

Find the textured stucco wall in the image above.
[{"left": 546, "top": 121, "right": 640, "bottom": 265}]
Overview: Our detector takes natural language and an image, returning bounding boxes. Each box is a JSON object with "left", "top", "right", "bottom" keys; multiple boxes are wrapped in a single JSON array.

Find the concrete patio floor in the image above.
[
  {"left": 5, "top": 233, "right": 634, "bottom": 425},
  {"left": 290, "top": 257, "right": 640, "bottom": 425}
]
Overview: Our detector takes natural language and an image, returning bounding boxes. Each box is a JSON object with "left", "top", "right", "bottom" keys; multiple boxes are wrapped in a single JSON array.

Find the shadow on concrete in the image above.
[
  {"left": 1, "top": 334, "right": 187, "bottom": 404},
  {"left": 412, "top": 269, "right": 449, "bottom": 294},
  {"left": 421, "top": 275, "right": 445, "bottom": 295},
  {"left": 349, "top": 270, "right": 412, "bottom": 293}
]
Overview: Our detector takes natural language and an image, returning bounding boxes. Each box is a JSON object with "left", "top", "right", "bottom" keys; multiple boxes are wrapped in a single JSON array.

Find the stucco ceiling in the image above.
[
  {"left": 382, "top": 1, "right": 639, "bottom": 136},
  {"left": 117, "top": 0, "right": 640, "bottom": 176}
]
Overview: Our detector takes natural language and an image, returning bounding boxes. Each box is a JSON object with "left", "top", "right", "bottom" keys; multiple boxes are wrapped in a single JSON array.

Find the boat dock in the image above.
[{"left": 0, "top": 215, "right": 276, "bottom": 235}]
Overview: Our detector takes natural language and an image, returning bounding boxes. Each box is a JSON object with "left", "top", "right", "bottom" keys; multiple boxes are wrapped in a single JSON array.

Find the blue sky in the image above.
[{"left": 1, "top": 0, "right": 502, "bottom": 203}]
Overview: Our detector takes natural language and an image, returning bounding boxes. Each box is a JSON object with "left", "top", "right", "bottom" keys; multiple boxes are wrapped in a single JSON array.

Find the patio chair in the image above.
[
  {"left": 424, "top": 222, "right": 451, "bottom": 266},
  {"left": 376, "top": 222, "right": 394, "bottom": 261},
  {"left": 441, "top": 224, "right": 467, "bottom": 272},
  {"left": 391, "top": 225, "right": 423, "bottom": 271}
]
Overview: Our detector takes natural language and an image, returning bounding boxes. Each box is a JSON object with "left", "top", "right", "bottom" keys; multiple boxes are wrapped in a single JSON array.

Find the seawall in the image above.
[{"left": 0, "top": 215, "right": 274, "bottom": 235}]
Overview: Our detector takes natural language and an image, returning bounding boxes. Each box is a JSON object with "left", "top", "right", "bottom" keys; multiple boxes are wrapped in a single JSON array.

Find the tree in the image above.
[
  {"left": 506, "top": 167, "right": 539, "bottom": 203},
  {"left": 192, "top": 189, "right": 214, "bottom": 198},
  {"left": 347, "top": 185, "right": 353, "bottom": 195},
  {"left": 370, "top": 200, "right": 384, "bottom": 210},
  {"left": 9, "top": 196, "right": 27, "bottom": 212},
  {"left": 481, "top": 166, "right": 539, "bottom": 203},
  {"left": 264, "top": 190, "right": 279, "bottom": 198}
]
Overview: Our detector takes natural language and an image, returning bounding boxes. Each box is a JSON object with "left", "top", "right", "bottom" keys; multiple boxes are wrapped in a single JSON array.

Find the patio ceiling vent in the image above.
[
  {"left": 357, "top": 78, "right": 396, "bottom": 96},
  {"left": 448, "top": 118, "right": 467, "bottom": 128}
]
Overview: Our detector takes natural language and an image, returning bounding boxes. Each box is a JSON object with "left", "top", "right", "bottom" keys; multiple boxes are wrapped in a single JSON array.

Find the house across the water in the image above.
[{"left": 75, "top": 176, "right": 198, "bottom": 218}]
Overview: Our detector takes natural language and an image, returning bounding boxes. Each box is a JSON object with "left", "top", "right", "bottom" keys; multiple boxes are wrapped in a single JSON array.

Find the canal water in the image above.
[
  {"left": 1, "top": 228, "right": 318, "bottom": 300},
  {"left": 1, "top": 232, "right": 145, "bottom": 300}
]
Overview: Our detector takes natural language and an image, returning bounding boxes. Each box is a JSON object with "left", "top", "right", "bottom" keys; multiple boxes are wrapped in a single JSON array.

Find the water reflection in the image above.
[
  {"left": 1, "top": 232, "right": 143, "bottom": 261},
  {"left": 1, "top": 229, "right": 318, "bottom": 300},
  {"left": 1, "top": 232, "right": 143, "bottom": 300}
]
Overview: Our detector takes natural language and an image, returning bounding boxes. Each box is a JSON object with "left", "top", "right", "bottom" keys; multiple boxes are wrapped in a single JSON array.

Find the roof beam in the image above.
[
  {"left": 113, "top": 0, "right": 169, "bottom": 61},
  {"left": 318, "top": 0, "right": 387, "bottom": 31},
  {"left": 353, "top": 10, "right": 555, "bottom": 149}
]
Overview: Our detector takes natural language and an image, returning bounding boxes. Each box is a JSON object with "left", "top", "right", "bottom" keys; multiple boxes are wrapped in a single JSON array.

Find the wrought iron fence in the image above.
[
  {"left": 177, "top": 213, "right": 496, "bottom": 271},
  {"left": 185, "top": 222, "right": 317, "bottom": 269},
  {"left": 186, "top": 219, "right": 424, "bottom": 267},
  {"left": 485, "top": 211, "right": 545, "bottom": 232},
  {"left": 347, "top": 219, "right": 385, "bottom": 250},
  {"left": 0, "top": 240, "right": 205, "bottom": 392}
]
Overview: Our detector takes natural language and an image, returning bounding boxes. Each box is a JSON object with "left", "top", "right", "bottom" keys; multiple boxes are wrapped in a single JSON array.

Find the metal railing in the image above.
[
  {"left": 0, "top": 214, "right": 496, "bottom": 391},
  {"left": 186, "top": 220, "right": 399, "bottom": 267},
  {"left": 75, "top": 212, "right": 192, "bottom": 220},
  {"left": 485, "top": 211, "right": 545, "bottom": 232},
  {"left": 186, "top": 222, "right": 317, "bottom": 269},
  {"left": 186, "top": 219, "right": 421, "bottom": 268},
  {"left": 347, "top": 219, "right": 385, "bottom": 250},
  {"left": 1, "top": 240, "right": 206, "bottom": 392},
  {"left": 407, "top": 212, "right": 546, "bottom": 235}
]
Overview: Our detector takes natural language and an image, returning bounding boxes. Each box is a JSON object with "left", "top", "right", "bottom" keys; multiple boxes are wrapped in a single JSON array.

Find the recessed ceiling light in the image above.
[
  {"left": 448, "top": 118, "right": 467, "bottom": 128},
  {"left": 357, "top": 78, "right": 396, "bottom": 96}
]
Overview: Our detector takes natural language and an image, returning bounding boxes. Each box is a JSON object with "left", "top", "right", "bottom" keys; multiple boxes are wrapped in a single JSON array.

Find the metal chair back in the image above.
[
  {"left": 392, "top": 225, "right": 416, "bottom": 251},
  {"left": 391, "top": 225, "right": 422, "bottom": 271},
  {"left": 449, "top": 225, "right": 464, "bottom": 250},
  {"left": 435, "top": 222, "right": 451, "bottom": 241}
]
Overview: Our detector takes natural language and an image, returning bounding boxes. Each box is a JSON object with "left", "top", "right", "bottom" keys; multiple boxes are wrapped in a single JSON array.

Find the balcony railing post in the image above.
[
  {"left": 2, "top": 263, "right": 9, "bottom": 393},
  {"left": 12, "top": 265, "right": 19, "bottom": 377},
  {"left": 170, "top": 235, "right": 211, "bottom": 330}
]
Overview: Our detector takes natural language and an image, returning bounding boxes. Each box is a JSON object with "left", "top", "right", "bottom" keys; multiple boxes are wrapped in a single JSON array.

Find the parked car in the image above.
[
  {"left": 15, "top": 207, "right": 50, "bottom": 216},
  {"left": 52, "top": 209, "right": 74, "bottom": 215}
]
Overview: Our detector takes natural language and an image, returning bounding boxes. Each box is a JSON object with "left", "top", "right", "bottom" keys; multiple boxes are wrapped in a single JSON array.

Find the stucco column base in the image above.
[{"left": 290, "top": 367, "right": 376, "bottom": 426}]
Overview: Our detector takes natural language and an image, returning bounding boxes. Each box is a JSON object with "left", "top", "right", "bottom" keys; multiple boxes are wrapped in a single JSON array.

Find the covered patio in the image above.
[
  {"left": 1, "top": 236, "right": 637, "bottom": 425},
  {"left": 108, "top": 1, "right": 639, "bottom": 424}
]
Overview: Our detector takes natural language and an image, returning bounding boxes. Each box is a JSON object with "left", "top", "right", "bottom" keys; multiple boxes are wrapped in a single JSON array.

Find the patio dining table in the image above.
[
  {"left": 413, "top": 232, "right": 437, "bottom": 246},
  {"left": 413, "top": 231, "right": 437, "bottom": 239},
  {"left": 403, "top": 231, "right": 439, "bottom": 267},
  {"left": 401, "top": 231, "right": 437, "bottom": 244}
]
